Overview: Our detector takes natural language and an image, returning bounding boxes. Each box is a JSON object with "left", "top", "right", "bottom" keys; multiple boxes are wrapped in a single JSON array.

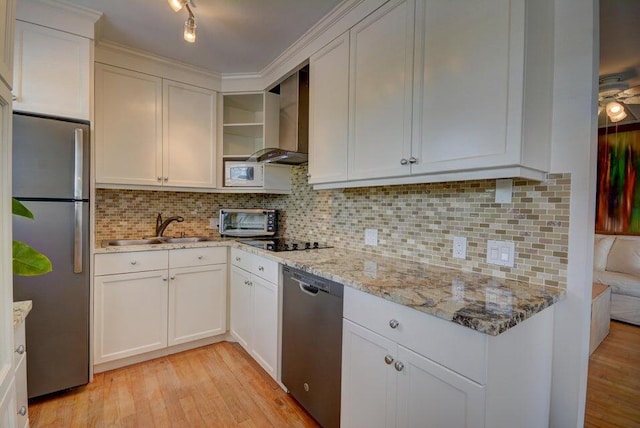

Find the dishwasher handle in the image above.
[{"left": 292, "top": 278, "right": 321, "bottom": 296}]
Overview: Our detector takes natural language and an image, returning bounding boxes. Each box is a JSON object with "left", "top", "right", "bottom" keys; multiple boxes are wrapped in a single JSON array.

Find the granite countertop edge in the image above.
[
  {"left": 13, "top": 300, "right": 33, "bottom": 326},
  {"left": 94, "top": 240, "right": 566, "bottom": 336}
]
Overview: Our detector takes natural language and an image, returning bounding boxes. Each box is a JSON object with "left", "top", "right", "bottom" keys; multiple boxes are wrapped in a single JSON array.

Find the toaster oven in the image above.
[{"left": 219, "top": 209, "right": 277, "bottom": 237}]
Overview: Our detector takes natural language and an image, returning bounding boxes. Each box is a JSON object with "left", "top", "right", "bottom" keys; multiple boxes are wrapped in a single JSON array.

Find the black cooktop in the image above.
[{"left": 239, "top": 238, "right": 332, "bottom": 252}]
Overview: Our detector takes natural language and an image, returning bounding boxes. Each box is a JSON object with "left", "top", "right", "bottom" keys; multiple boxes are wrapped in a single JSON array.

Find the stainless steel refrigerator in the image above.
[{"left": 12, "top": 112, "right": 90, "bottom": 398}]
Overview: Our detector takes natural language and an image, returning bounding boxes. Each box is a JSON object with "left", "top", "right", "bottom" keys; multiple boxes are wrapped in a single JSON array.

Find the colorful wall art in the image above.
[{"left": 596, "top": 123, "right": 640, "bottom": 234}]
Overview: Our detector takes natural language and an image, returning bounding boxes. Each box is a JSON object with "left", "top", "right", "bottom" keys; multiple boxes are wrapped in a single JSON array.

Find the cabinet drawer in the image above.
[
  {"left": 13, "top": 322, "right": 26, "bottom": 366},
  {"left": 170, "top": 247, "right": 227, "bottom": 268},
  {"left": 231, "top": 248, "right": 278, "bottom": 283},
  {"left": 95, "top": 251, "right": 168, "bottom": 275},
  {"left": 344, "top": 287, "right": 487, "bottom": 384},
  {"left": 15, "top": 354, "right": 28, "bottom": 428}
]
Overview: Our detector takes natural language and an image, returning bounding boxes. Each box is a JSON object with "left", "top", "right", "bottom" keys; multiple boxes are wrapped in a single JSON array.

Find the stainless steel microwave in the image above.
[
  {"left": 224, "top": 162, "right": 264, "bottom": 187},
  {"left": 219, "top": 209, "right": 277, "bottom": 237}
]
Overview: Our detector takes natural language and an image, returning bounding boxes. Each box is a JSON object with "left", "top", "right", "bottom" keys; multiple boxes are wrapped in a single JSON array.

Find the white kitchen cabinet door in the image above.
[
  {"left": 250, "top": 275, "right": 278, "bottom": 378},
  {"left": 396, "top": 345, "right": 485, "bottom": 428},
  {"left": 0, "top": 0, "right": 15, "bottom": 87},
  {"left": 308, "top": 32, "right": 349, "bottom": 184},
  {"left": 168, "top": 264, "right": 227, "bottom": 346},
  {"left": 94, "top": 270, "right": 168, "bottom": 364},
  {"left": 0, "top": 379, "right": 16, "bottom": 428},
  {"left": 163, "top": 80, "right": 217, "bottom": 189},
  {"left": 95, "top": 63, "right": 163, "bottom": 187},
  {"left": 348, "top": 0, "right": 415, "bottom": 181},
  {"left": 230, "top": 265, "right": 253, "bottom": 351},
  {"left": 12, "top": 21, "right": 90, "bottom": 120},
  {"left": 341, "top": 319, "right": 397, "bottom": 428}
]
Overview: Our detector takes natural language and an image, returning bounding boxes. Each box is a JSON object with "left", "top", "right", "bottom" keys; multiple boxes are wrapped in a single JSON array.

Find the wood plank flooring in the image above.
[
  {"left": 585, "top": 320, "right": 640, "bottom": 427},
  {"left": 28, "top": 341, "right": 320, "bottom": 428}
]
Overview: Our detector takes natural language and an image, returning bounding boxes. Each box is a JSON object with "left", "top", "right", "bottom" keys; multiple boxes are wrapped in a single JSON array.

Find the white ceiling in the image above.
[
  {"left": 600, "top": 0, "right": 640, "bottom": 125},
  {"left": 60, "top": 0, "right": 344, "bottom": 75}
]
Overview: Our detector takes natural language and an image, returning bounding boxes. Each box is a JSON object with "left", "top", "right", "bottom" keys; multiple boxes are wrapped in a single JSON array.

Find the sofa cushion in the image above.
[
  {"left": 594, "top": 235, "right": 615, "bottom": 271},
  {"left": 593, "top": 270, "right": 640, "bottom": 298},
  {"left": 606, "top": 237, "right": 640, "bottom": 277}
]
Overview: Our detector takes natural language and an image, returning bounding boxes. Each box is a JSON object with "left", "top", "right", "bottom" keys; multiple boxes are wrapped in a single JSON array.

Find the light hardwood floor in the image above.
[
  {"left": 585, "top": 320, "right": 640, "bottom": 427},
  {"left": 29, "top": 341, "right": 320, "bottom": 428}
]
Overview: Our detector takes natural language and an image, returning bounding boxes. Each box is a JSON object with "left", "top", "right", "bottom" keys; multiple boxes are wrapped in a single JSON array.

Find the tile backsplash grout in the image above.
[{"left": 95, "top": 165, "right": 570, "bottom": 289}]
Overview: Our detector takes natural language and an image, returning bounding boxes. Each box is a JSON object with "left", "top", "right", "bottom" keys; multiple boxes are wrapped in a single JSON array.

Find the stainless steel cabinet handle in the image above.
[
  {"left": 400, "top": 158, "right": 408, "bottom": 165},
  {"left": 409, "top": 157, "right": 417, "bottom": 164},
  {"left": 16, "top": 345, "right": 25, "bottom": 355},
  {"left": 384, "top": 355, "right": 394, "bottom": 365},
  {"left": 394, "top": 361, "right": 404, "bottom": 372},
  {"left": 258, "top": 266, "right": 264, "bottom": 271},
  {"left": 389, "top": 319, "right": 399, "bottom": 329},
  {"left": 18, "top": 406, "right": 27, "bottom": 416}
]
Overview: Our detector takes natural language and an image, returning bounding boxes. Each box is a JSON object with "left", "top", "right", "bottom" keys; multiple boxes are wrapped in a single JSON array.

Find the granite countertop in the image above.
[
  {"left": 13, "top": 300, "right": 33, "bottom": 326},
  {"left": 94, "top": 240, "right": 565, "bottom": 336}
]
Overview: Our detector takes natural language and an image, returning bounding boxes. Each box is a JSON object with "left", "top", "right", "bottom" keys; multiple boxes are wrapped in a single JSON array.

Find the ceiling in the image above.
[
  {"left": 599, "top": 0, "right": 640, "bottom": 126},
  {"left": 59, "top": 0, "right": 344, "bottom": 75}
]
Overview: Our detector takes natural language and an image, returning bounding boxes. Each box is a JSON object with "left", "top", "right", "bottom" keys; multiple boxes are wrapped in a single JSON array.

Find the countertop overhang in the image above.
[{"left": 95, "top": 240, "right": 566, "bottom": 336}]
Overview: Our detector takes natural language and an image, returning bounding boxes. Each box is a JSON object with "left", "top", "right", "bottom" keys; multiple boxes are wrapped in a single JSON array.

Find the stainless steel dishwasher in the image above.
[{"left": 282, "top": 266, "right": 343, "bottom": 428}]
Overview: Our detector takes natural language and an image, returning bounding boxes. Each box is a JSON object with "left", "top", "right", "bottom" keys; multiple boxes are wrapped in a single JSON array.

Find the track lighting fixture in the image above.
[{"left": 168, "top": 0, "right": 197, "bottom": 43}]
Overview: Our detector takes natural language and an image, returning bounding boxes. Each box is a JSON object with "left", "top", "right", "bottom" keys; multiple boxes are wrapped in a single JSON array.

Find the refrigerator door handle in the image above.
[
  {"left": 74, "top": 128, "right": 83, "bottom": 200},
  {"left": 74, "top": 202, "right": 83, "bottom": 273}
]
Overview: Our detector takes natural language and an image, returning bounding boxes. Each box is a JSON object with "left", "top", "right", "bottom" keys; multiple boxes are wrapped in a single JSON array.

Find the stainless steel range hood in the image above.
[{"left": 250, "top": 67, "right": 309, "bottom": 165}]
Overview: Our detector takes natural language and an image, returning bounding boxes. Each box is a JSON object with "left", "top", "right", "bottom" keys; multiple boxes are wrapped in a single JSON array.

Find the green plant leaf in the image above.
[
  {"left": 13, "top": 240, "right": 52, "bottom": 276},
  {"left": 12, "top": 198, "right": 34, "bottom": 219}
]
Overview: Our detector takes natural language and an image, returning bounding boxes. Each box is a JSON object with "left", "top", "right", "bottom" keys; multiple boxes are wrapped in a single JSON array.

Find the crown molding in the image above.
[
  {"left": 96, "top": 40, "right": 222, "bottom": 91},
  {"left": 16, "top": 0, "right": 101, "bottom": 39}
]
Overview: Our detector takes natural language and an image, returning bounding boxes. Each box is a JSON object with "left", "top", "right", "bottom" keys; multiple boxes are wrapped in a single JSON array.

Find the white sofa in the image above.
[{"left": 593, "top": 234, "right": 640, "bottom": 325}]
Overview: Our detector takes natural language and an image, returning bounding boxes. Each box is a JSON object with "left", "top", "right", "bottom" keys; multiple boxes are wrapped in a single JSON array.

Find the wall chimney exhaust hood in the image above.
[{"left": 249, "top": 66, "right": 309, "bottom": 165}]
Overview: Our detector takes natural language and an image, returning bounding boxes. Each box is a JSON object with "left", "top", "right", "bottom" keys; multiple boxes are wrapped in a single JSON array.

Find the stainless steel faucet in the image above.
[{"left": 155, "top": 213, "right": 184, "bottom": 237}]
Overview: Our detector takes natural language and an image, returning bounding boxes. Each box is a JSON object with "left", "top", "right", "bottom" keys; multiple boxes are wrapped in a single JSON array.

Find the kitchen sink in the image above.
[
  {"left": 163, "top": 237, "right": 215, "bottom": 243},
  {"left": 104, "top": 238, "right": 165, "bottom": 246}
]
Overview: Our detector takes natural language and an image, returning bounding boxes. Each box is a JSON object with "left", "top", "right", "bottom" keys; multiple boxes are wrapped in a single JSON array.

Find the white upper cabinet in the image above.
[
  {"left": 12, "top": 21, "right": 90, "bottom": 120},
  {"left": 410, "top": 0, "right": 552, "bottom": 177},
  {"left": 95, "top": 64, "right": 163, "bottom": 187},
  {"left": 95, "top": 64, "right": 218, "bottom": 190},
  {"left": 163, "top": 79, "right": 217, "bottom": 188},
  {"left": 308, "top": 32, "right": 350, "bottom": 185},
  {"left": 309, "top": 0, "right": 553, "bottom": 189},
  {"left": 0, "top": 0, "right": 15, "bottom": 87},
  {"left": 348, "top": 0, "right": 415, "bottom": 181}
]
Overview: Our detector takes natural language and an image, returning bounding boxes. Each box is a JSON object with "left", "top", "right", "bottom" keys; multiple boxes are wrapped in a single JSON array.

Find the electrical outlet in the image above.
[
  {"left": 208, "top": 218, "right": 217, "bottom": 230},
  {"left": 365, "top": 229, "right": 378, "bottom": 246},
  {"left": 452, "top": 236, "right": 467, "bottom": 259},
  {"left": 486, "top": 240, "right": 515, "bottom": 267}
]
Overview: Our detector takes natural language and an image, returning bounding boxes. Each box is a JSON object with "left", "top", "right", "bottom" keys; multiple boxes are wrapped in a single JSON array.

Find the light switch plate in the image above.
[
  {"left": 486, "top": 240, "right": 515, "bottom": 267},
  {"left": 365, "top": 228, "right": 378, "bottom": 246},
  {"left": 452, "top": 236, "right": 467, "bottom": 259}
]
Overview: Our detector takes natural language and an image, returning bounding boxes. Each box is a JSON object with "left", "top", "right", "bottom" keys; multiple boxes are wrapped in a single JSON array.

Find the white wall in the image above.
[{"left": 548, "top": 0, "right": 598, "bottom": 426}]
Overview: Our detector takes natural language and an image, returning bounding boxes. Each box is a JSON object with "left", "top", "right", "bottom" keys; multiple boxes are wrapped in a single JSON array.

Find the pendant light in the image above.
[
  {"left": 605, "top": 101, "right": 627, "bottom": 123},
  {"left": 168, "top": 0, "right": 197, "bottom": 43}
]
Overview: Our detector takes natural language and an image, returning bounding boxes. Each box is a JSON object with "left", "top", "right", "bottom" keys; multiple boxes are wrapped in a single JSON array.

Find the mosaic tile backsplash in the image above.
[{"left": 95, "top": 165, "right": 570, "bottom": 288}]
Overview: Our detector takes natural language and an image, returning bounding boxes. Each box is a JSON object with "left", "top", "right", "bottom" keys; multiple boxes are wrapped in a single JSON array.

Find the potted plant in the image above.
[{"left": 12, "top": 198, "right": 52, "bottom": 275}]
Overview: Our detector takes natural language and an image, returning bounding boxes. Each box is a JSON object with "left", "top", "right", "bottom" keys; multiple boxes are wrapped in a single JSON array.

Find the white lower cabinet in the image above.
[
  {"left": 94, "top": 248, "right": 227, "bottom": 366},
  {"left": 0, "top": 379, "right": 16, "bottom": 428},
  {"left": 230, "top": 248, "right": 279, "bottom": 380},
  {"left": 342, "top": 287, "right": 554, "bottom": 428}
]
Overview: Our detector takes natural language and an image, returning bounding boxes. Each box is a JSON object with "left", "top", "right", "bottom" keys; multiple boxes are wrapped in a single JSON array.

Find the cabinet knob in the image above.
[
  {"left": 244, "top": 280, "right": 250, "bottom": 285},
  {"left": 409, "top": 157, "right": 417, "bottom": 164},
  {"left": 389, "top": 319, "right": 399, "bottom": 329},
  {"left": 12, "top": 94, "right": 18, "bottom": 102},
  {"left": 197, "top": 255, "right": 203, "bottom": 260},
  {"left": 400, "top": 158, "right": 408, "bottom": 165},
  {"left": 258, "top": 266, "right": 264, "bottom": 271},
  {"left": 130, "top": 260, "right": 137, "bottom": 265},
  {"left": 16, "top": 345, "right": 25, "bottom": 355},
  {"left": 164, "top": 177, "right": 169, "bottom": 182},
  {"left": 162, "top": 276, "right": 168, "bottom": 282},
  {"left": 170, "top": 275, "right": 176, "bottom": 280},
  {"left": 18, "top": 406, "right": 27, "bottom": 416},
  {"left": 384, "top": 355, "right": 394, "bottom": 365},
  {"left": 235, "top": 257, "right": 241, "bottom": 262},
  {"left": 394, "top": 361, "right": 404, "bottom": 372},
  {"left": 157, "top": 177, "right": 162, "bottom": 182}
]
